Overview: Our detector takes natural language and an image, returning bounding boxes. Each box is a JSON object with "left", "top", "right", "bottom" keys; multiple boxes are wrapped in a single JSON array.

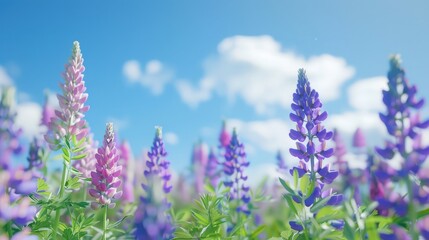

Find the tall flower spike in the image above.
[
  {"left": 119, "top": 140, "right": 135, "bottom": 203},
  {"left": 134, "top": 127, "right": 173, "bottom": 239},
  {"left": 0, "top": 87, "right": 23, "bottom": 169},
  {"left": 44, "top": 41, "right": 90, "bottom": 151},
  {"left": 352, "top": 127, "right": 366, "bottom": 149},
  {"left": 223, "top": 128, "right": 251, "bottom": 215},
  {"left": 219, "top": 120, "right": 231, "bottom": 150},
  {"left": 89, "top": 123, "right": 122, "bottom": 208},
  {"left": 287, "top": 69, "right": 341, "bottom": 232},
  {"left": 374, "top": 55, "right": 429, "bottom": 238},
  {"left": 206, "top": 147, "right": 220, "bottom": 187},
  {"left": 192, "top": 140, "right": 208, "bottom": 194},
  {"left": 276, "top": 150, "right": 287, "bottom": 175}
]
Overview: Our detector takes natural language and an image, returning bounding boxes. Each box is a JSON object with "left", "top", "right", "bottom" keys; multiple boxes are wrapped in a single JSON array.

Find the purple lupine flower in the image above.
[
  {"left": 352, "top": 127, "right": 366, "bottom": 149},
  {"left": 206, "top": 147, "right": 220, "bottom": 187},
  {"left": 26, "top": 138, "right": 43, "bottom": 170},
  {"left": 0, "top": 170, "right": 37, "bottom": 226},
  {"left": 192, "top": 141, "right": 208, "bottom": 194},
  {"left": 276, "top": 150, "right": 287, "bottom": 175},
  {"left": 44, "top": 41, "right": 90, "bottom": 151},
  {"left": 73, "top": 129, "right": 97, "bottom": 179},
  {"left": 41, "top": 93, "right": 55, "bottom": 129},
  {"left": 374, "top": 55, "right": 429, "bottom": 237},
  {"left": 135, "top": 127, "right": 173, "bottom": 239},
  {"left": 89, "top": 123, "right": 122, "bottom": 208},
  {"left": 144, "top": 127, "right": 172, "bottom": 194},
  {"left": 0, "top": 87, "right": 23, "bottom": 170},
  {"left": 223, "top": 129, "right": 251, "bottom": 215},
  {"left": 286, "top": 69, "right": 341, "bottom": 232},
  {"left": 119, "top": 140, "right": 135, "bottom": 203}
]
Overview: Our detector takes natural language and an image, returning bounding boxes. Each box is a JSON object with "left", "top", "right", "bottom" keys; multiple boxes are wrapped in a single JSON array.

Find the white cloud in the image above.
[
  {"left": 123, "top": 60, "right": 173, "bottom": 95},
  {"left": 0, "top": 66, "right": 13, "bottom": 86},
  {"left": 226, "top": 118, "right": 293, "bottom": 154},
  {"left": 164, "top": 132, "right": 179, "bottom": 145},
  {"left": 326, "top": 111, "right": 385, "bottom": 136},
  {"left": 348, "top": 76, "right": 387, "bottom": 111},
  {"left": 176, "top": 35, "right": 355, "bottom": 114},
  {"left": 15, "top": 102, "right": 42, "bottom": 139}
]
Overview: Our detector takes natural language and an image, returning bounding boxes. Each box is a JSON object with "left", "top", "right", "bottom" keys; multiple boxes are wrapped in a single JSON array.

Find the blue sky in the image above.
[{"left": 1, "top": 1, "right": 429, "bottom": 177}]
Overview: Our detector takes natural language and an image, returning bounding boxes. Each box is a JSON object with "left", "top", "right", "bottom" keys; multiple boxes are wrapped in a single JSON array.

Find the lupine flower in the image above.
[
  {"left": 0, "top": 170, "right": 37, "bottom": 226},
  {"left": 44, "top": 41, "right": 90, "bottom": 151},
  {"left": 276, "top": 150, "right": 287, "bottom": 175},
  {"left": 332, "top": 129, "right": 347, "bottom": 175},
  {"left": 0, "top": 227, "right": 38, "bottom": 240},
  {"left": 144, "top": 127, "right": 172, "bottom": 194},
  {"left": 374, "top": 55, "right": 429, "bottom": 237},
  {"left": 119, "top": 140, "right": 135, "bottom": 203},
  {"left": 0, "top": 87, "right": 23, "bottom": 170},
  {"left": 73, "top": 129, "right": 97, "bottom": 179},
  {"left": 352, "top": 127, "right": 366, "bottom": 149},
  {"left": 41, "top": 92, "right": 55, "bottom": 129},
  {"left": 192, "top": 141, "right": 208, "bottom": 194},
  {"left": 218, "top": 121, "right": 231, "bottom": 150},
  {"left": 89, "top": 123, "right": 122, "bottom": 208},
  {"left": 26, "top": 138, "right": 43, "bottom": 171},
  {"left": 287, "top": 69, "right": 341, "bottom": 231},
  {"left": 135, "top": 127, "right": 173, "bottom": 239},
  {"left": 223, "top": 129, "right": 251, "bottom": 215},
  {"left": 206, "top": 147, "right": 220, "bottom": 187}
]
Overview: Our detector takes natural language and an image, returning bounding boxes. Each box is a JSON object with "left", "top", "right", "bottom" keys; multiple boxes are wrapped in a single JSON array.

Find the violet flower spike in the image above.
[
  {"left": 44, "top": 41, "right": 90, "bottom": 151},
  {"left": 223, "top": 128, "right": 251, "bottom": 215},
  {"left": 286, "top": 69, "right": 342, "bottom": 233},
  {"left": 0, "top": 87, "right": 23, "bottom": 170},
  {"left": 206, "top": 147, "right": 220, "bottom": 187},
  {"left": 134, "top": 127, "right": 173, "bottom": 239},
  {"left": 89, "top": 123, "right": 122, "bottom": 208},
  {"left": 374, "top": 55, "right": 429, "bottom": 237}
]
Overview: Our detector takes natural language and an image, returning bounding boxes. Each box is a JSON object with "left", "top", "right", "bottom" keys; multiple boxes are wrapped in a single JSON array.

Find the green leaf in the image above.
[
  {"left": 37, "top": 178, "right": 51, "bottom": 197},
  {"left": 249, "top": 225, "right": 265, "bottom": 238},
  {"left": 310, "top": 196, "right": 331, "bottom": 213},
  {"left": 65, "top": 176, "right": 81, "bottom": 190},
  {"left": 108, "top": 216, "right": 128, "bottom": 229},
  {"left": 299, "top": 174, "right": 309, "bottom": 196},
  {"left": 71, "top": 153, "right": 87, "bottom": 160},
  {"left": 279, "top": 177, "right": 295, "bottom": 195},
  {"left": 283, "top": 194, "right": 298, "bottom": 216}
]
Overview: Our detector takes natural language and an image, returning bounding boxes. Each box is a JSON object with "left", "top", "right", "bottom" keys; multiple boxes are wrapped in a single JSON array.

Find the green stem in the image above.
[
  {"left": 103, "top": 205, "right": 108, "bottom": 240},
  {"left": 53, "top": 161, "right": 68, "bottom": 239},
  {"left": 406, "top": 176, "right": 418, "bottom": 240}
]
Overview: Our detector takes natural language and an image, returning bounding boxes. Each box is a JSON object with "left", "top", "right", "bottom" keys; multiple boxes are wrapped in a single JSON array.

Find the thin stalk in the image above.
[
  {"left": 406, "top": 176, "right": 418, "bottom": 240},
  {"left": 53, "top": 161, "right": 68, "bottom": 239},
  {"left": 103, "top": 205, "right": 108, "bottom": 240}
]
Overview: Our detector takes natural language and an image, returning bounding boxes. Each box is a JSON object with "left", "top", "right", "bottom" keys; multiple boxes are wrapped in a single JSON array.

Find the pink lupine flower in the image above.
[
  {"left": 89, "top": 123, "right": 122, "bottom": 208},
  {"left": 44, "top": 41, "right": 90, "bottom": 150},
  {"left": 192, "top": 141, "right": 208, "bottom": 194},
  {"left": 352, "top": 127, "right": 366, "bottom": 149},
  {"left": 119, "top": 140, "right": 134, "bottom": 203},
  {"left": 219, "top": 121, "right": 231, "bottom": 149}
]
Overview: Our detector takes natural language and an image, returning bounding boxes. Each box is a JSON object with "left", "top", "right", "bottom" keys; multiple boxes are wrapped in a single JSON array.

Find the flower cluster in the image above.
[
  {"left": 134, "top": 127, "right": 173, "bottom": 239},
  {"left": 44, "top": 41, "right": 90, "bottom": 150},
  {"left": 206, "top": 147, "right": 220, "bottom": 187},
  {"left": 89, "top": 123, "right": 122, "bottom": 208},
  {"left": 119, "top": 140, "right": 135, "bottom": 203},
  {"left": 0, "top": 87, "right": 23, "bottom": 170},
  {"left": 287, "top": 69, "right": 342, "bottom": 231},
  {"left": 0, "top": 169, "right": 37, "bottom": 226},
  {"left": 192, "top": 141, "right": 208, "bottom": 194},
  {"left": 374, "top": 55, "right": 429, "bottom": 238},
  {"left": 223, "top": 129, "right": 251, "bottom": 215}
]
